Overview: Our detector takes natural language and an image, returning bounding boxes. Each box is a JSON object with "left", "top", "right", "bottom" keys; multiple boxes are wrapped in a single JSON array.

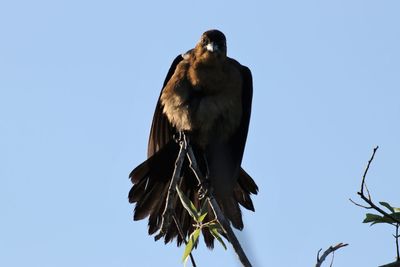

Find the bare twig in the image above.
[
  {"left": 379, "top": 261, "right": 400, "bottom": 267},
  {"left": 155, "top": 136, "right": 188, "bottom": 240},
  {"left": 360, "top": 146, "right": 379, "bottom": 196},
  {"left": 172, "top": 214, "right": 197, "bottom": 267},
  {"left": 315, "top": 243, "right": 348, "bottom": 267},
  {"left": 155, "top": 132, "right": 252, "bottom": 266},
  {"left": 156, "top": 134, "right": 198, "bottom": 266},
  {"left": 348, "top": 198, "right": 372, "bottom": 209},
  {"left": 352, "top": 146, "right": 400, "bottom": 225},
  {"left": 186, "top": 144, "right": 252, "bottom": 267},
  {"left": 396, "top": 224, "right": 400, "bottom": 261},
  {"left": 356, "top": 195, "right": 400, "bottom": 225},
  {"left": 329, "top": 249, "right": 335, "bottom": 267}
]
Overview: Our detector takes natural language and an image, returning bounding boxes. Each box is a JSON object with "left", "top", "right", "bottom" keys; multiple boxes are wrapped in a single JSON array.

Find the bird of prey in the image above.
[{"left": 128, "top": 29, "right": 258, "bottom": 248}]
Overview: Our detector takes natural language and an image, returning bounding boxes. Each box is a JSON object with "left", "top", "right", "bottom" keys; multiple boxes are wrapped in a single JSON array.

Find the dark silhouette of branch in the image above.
[
  {"left": 348, "top": 198, "right": 372, "bottom": 209},
  {"left": 350, "top": 146, "right": 400, "bottom": 262},
  {"left": 155, "top": 136, "right": 197, "bottom": 266},
  {"left": 156, "top": 132, "right": 252, "bottom": 267},
  {"left": 379, "top": 261, "right": 400, "bottom": 267},
  {"left": 186, "top": 144, "right": 252, "bottom": 267},
  {"left": 156, "top": 136, "right": 188, "bottom": 239},
  {"left": 396, "top": 224, "right": 400, "bottom": 262},
  {"left": 172, "top": 214, "right": 197, "bottom": 267},
  {"left": 315, "top": 243, "right": 348, "bottom": 267},
  {"left": 360, "top": 146, "right": 378, "bottom": 196},
  {"left": 349, "top": 146, "right": 400, "bottom": 225}
]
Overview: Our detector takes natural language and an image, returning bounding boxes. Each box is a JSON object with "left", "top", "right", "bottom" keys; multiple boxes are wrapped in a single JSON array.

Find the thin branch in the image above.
[
  {"left": 357, "top": 193, "right": 400, "bottom": 224},
  {"left": 315, "top": 243, "right": 348, "bottom": 267},
  {"left": 155, "top": 137, "right": 188, "bottom": 240},
  {"left": 186, "top": 143, "right": 253, "bottom": 267},
  {"left": 329, "top": 249, "right": 335, "bottom": 267},
  {"left": 352, "top": 146, "right": 400, "bottom": 225},
  {"left": 360, "top": 146, "right": 379, "bottom": 196},
  {"left": 396, "top": 224, "right": 400, "bottom": 261},
  {"left": 156, "top": 132, "right": 252, "bottom": 266},
  {"left": 173, "top": 214, "right": 197, "bottom": 267},
  {"left": 348, "top": 198, "right": 372, "bottom": 209}
]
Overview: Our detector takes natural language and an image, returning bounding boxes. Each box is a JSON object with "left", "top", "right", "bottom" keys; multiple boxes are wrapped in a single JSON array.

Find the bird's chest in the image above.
[
  {"left": 188, "top": 66, "right": 225, "bottom": 94},
  {"left": 161, "top": 62, "right": 243, "bottom": 145},
  {"left": 187, "top": 66, "right": 243, "bottom": 143}
]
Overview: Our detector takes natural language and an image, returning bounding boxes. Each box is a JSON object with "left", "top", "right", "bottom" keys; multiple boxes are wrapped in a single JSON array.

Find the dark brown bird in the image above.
[{"left": 129, "top": 29, "right": 258, "bottom": 248}]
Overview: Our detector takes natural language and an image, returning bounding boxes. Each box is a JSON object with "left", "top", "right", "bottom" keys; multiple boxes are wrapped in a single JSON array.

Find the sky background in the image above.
[{"left": 1, "top": 0, "right": 400, "bottom": 266}]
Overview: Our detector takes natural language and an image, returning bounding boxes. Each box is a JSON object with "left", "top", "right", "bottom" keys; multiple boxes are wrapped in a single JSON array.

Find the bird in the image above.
[{"left": 128, "top": 29, "right": 258, "bottom": 248}]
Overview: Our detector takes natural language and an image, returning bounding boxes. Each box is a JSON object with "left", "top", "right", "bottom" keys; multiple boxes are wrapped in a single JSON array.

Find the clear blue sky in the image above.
[{"left": 1, "top": 1, "right": 399, "bottom": 266}]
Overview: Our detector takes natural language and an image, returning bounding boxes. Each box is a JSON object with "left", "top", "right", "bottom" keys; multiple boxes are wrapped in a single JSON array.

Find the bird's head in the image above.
[{"left": 194, "top": 29, "right": 227, "bottom": 63}]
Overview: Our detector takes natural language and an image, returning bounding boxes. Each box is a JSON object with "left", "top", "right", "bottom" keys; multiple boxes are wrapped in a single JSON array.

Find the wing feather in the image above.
[{"left": 147, "top": 55, "right": 184, "bottom": 157}]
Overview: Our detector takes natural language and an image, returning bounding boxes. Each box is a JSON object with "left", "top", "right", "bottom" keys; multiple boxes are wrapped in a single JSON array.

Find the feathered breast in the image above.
[{"left": 160, "top": 57, "right": 243, "bottom": 146}]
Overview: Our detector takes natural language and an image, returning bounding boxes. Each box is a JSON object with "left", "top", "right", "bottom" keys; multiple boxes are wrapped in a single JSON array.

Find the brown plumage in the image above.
[{"left": 129, "top": 29, "right": 258, "bottom": 248}]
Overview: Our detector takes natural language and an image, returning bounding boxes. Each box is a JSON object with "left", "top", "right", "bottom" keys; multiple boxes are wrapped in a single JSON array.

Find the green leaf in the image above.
[
  {"left": 209, "top": 228, "right": 226, "bottom": 250},
  {"left": 176, "top": 186, "right": 199, "bottom": 222},
  {"left": 208, "top": 223, "right": 227, "bottom": 250},
  {"left": 380, "top": 202, "right": 395, "bottom": 213},
  {"left": 375, "top": 213, "right": 400, "bottom": 225},
  {"left": 392, "top": 212, "right": 400, "bottom": 222},
  {"left": 393, "top": 207, "right": 400, "bottom": 213},
  {"left": 199, "top": 199, "right": 208, "bottom": 215},
  {"left": 182, "top": 229, "right": 201, "bottom": 263},
  {"left": 363, "top": 213, "right": 384, "bottom": 223},
  {"left": 370, "top": 217, "right": 395, "bottom": 225},
  {"left": 207, "top": 222, "right": 223, "bottom": 231},
  {"left": 363, "top": 213, "right": 400, "bottom": 225},
  {"left": 379, "top": 201, "right": 400, "bottom": 214},
  {"left": 197, "top": 212, "right": 208, "bottom": 223}
]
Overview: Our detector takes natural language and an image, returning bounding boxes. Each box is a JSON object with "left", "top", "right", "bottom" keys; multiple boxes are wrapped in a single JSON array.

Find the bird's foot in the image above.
[
  {"left": 198, "top": 179, "right": 211, "bottom": 199},
  {"left": 173, "top": 131, "right": 183, "bottom": 143},
  {"left": 173, "top": 131, "right": 189, "bottom": 148}
]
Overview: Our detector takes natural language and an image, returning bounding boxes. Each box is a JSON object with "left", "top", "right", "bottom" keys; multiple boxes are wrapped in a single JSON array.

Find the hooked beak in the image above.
[{"left": 206, "top": 42, "right": 218, "bottom": 53}]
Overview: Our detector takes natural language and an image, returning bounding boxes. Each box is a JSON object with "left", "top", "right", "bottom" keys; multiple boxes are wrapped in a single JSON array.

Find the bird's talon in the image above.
[
  {"left": 173, "top": 132, "right": 183, "bottom": 143},
  {"left": 198, "top": 180, "right": 210, "bottom": 199}
]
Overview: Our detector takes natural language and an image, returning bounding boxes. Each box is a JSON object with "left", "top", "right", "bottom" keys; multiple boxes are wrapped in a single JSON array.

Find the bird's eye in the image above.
[{"left": 202, "top": 38, "right": 208, "bottom": 45}]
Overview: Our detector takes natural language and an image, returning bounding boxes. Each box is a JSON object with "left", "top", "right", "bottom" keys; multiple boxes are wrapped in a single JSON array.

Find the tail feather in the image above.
[
  {"left": 164, "top": 215, "right": 179, "bottom": 244},
  {"left": 234, "top": 183, "right": 255, "bottom": 211},
  {"left": 220, "top": 168, "right": 258, "bottom": 230},
  {"left": 134, "top": 182, "right": 164, "bottom": 220},
  {"left": 148, "top": 184, "right": 168, "bottom": 235},
  {"left": 129, "top": 141, "right": 208, "bottom": 246},
  {"left": 129, "top": 161, "right": 150, "bottom": 184},
  {"left": 129, "top": 141, "right": 178, "bottom": 223},
  {"left": 128, "top": 141, "right": 258, "bottom": 248},
  {"left": 173, "top": 168, "right": 203, "bottom": 246},
  {"left": 238, "top": 168, "right": 259, "bottom": 195},
  {"left": 128, "top": 178, "right": 147, "bottom": 203},
  {"left": 232, "top": 168, "right": 258, "bottom": 213},
  {"left": 220, "top": 196, "right": 244, "bottom": 230}
]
